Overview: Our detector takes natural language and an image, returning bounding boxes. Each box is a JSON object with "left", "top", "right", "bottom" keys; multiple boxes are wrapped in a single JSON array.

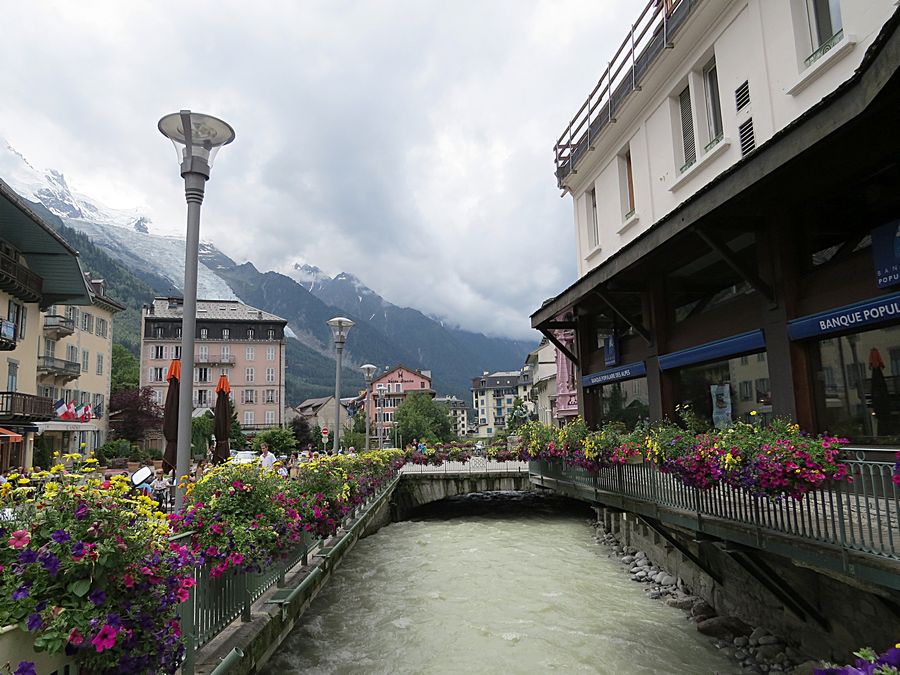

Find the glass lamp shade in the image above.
[
  {"left": 158, "top": 110, "right": 235, "bottom": 168},
  {"left": 361, "top": 363, "right": 377, "bottom": 381},
  {"left": 326, "top": 317, "right": 355, "bottom": 345}
]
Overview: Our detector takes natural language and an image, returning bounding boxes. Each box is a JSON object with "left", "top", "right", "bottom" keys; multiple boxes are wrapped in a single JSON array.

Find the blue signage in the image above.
[
  {"left": 658, "top": 330, "right": 766, "bottom": 371},
  {"left": 871, "top": 220, "right": 900, "bottom": 288},
  {"left": 582, "top": 361, "right": 646, "bottom": 387},
  {"left": 788, "top": 291, "right": 900, "bottom": 340},
  {"left": 603, "top": 334, "right": 619, "bottom": 367}
]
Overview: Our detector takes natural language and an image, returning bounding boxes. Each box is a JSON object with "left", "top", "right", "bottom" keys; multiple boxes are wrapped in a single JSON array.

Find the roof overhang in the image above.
[
  {"left": 532, "top": 8, "right": 900, "bottom": 330},
  {"left": 0, "top": 179, "right": 92, "bottom": 307}
]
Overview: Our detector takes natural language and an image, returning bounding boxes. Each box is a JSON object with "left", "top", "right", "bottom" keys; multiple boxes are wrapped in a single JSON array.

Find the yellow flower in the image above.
[
  {"left": 17, "top": 477, "right": 30, "bottom": 485},
  {"left": 63, "top": 452, "right": 82, "bottom": 460},
  {"left": 50, "top": 464, "right": 65, "bottom": 474},
  {"left": 750, "top": 411, "right": 758, "bottom": 416}
]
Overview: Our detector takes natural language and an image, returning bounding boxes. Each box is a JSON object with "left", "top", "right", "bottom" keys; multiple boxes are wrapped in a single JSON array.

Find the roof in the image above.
[
  {"left": 373, "top": 364, "right": 432, "bottom": 383},
  {"left": 296, "top": 396, "right": 332, "bottom": 413},
  {"left": 0, "top": 177, "right": 92, "bottom": 306},
  {"left": 148, "top": 297, "right": 286, "bottom": 323},
  {"left": 86, "top": 276, "right": 125, "bottom": 313}
]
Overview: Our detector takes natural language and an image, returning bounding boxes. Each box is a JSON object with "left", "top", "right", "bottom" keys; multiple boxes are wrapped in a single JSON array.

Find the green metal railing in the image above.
[{"left": 530, "top": 458, "right": 899, "bottom": 561}]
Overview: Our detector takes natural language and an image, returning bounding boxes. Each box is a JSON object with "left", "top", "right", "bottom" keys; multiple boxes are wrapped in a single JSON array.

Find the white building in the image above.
[
  {"left": 525, "top": 339, "right": 558, "bottom": 426},
  {"left": 434, "top": 395, "right": 469, "bottom": 437},
  {"left": 471, "top": 369, "right": 533, "bottom": 437}
]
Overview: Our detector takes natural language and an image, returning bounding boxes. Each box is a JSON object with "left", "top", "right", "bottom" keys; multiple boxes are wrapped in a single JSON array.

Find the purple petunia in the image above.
[
  {"left": 88, "top": 588, "right": 107, "bottom": 606},
  {"left": 26, "top": 613, "right": 42, "bottom": 632},
  {"left": 71, "top": 540, "right": 85, "bottom": 558},
  {"left": 74, "top": 501, "right": 89, "bottom": 520},
  {"left": 17, "top": 549, "right": 38, "bottom": 565},
  {"left": 12, "top": 583, "right": 30, "bottom": 601},
  {"left": 14, "top": 662, "right": 36, "bottom": 675},
  {"left": 38, "top": 551, "right": 60, "bottom": 577},
  {"left": 50, "top": 529, "right": 70, "bottom": 544}
]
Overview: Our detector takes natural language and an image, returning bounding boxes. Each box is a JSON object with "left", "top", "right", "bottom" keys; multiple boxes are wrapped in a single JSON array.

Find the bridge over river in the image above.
[{"left": 183, "top": 454, "right": 899, "bottom": 674}]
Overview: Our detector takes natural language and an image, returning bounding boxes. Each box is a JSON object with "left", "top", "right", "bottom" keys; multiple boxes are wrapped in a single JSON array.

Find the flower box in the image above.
[{"left": 0, "top": 625, "right": 77, "bottom": 674}]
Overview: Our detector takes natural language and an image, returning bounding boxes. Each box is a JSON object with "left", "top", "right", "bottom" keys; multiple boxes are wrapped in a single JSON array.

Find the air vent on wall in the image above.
[
  {"left": 735, "top": 80, "right": 750, "bottom": 112},
  {"left": 739, "top": 118, "right": 756, "bottom": 156}
]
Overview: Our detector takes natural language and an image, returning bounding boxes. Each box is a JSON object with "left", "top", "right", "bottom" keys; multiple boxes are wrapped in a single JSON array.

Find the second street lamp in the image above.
[
  {"left": 361, "top": 363, "right": 377, "bottom": 453},
  {"left": 158, "top": 110, "right": 234, "bottom": 510},
  {"left": 327, "top": 317, "right": 354, "bottom": 454}
]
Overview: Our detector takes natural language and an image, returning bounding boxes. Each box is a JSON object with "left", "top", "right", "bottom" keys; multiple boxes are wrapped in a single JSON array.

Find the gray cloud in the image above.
[{"left": 0, "top": 0, "right": 632, "bottom": 339}]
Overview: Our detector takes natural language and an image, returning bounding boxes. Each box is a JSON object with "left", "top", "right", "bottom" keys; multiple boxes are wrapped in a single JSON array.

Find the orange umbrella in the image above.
[
  {"left": 213, "top": 374, "right": 232, "bottom": 464},
  {"left": 162, "top": 359, "right": 181, "bottom": 475}
]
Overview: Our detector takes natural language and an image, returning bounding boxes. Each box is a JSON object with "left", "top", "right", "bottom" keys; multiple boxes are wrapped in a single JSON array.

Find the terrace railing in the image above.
[
  {"left": 530, "top": 457, "right": 899, "bottom": 562},
  {"left": 401, "top": 457, "right": 530, "bottom": 475},
  {"left": 553, "top": 0, "right": 697, "bottom": 185}
]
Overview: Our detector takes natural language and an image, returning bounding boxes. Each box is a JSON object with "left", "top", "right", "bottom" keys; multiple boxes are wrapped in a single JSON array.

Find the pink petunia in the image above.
[
  {"left": 8, "top": 530, "right": 30, "bottom": 549},
  {"left": 122, "top": 574, "right": 135, "bottom": 588},
  {"left": 68, "top": 628, "right": 84, "bottom": 646},
  {"left": 90, "top": 624, "right": 117, "bottom": 653}
]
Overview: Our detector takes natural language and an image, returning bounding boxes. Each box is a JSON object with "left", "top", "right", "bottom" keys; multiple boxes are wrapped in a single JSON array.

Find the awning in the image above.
[
  {"left": 34, "top": 421, "right": 101, "bottom": 433},
  {"left": 0, "top": 427, "right": 23, "bottom": 442},
  {"left": 659, "top": 330, "right": 766, "bottom": 371},
  {"left": 788, "top": 291, "right": 900, "bottom": 340},
  {"left": 582, "top": 362, "right": 647, "bottom": 388}
]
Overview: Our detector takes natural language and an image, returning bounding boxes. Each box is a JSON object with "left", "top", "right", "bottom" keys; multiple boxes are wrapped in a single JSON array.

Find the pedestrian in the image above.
[
  {"left": 194, "top": 459, "right": 207, "bottom": 481},
  {"left": 259, "top": 442, "right": 276, "bottom": 470},
  {"left": 288, "top": 452, "right": 301, "bottom": 479},
  {"left": 150, "top": 469, "right": 172, "bottom": 509}
]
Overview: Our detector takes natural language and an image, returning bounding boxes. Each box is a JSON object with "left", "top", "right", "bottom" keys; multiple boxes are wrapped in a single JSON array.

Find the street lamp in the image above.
[
  {"left": 159, "top": 110, "right": 235, "bottom": 511},
  {"left": 361, "top": 364, "right": 377, "bottom": 452},
  {"left": 376, "top": 383, "right": 387, "bottom": 449},
  {"left": 327, "top": 317, "right": 354, "bottom": 454}
]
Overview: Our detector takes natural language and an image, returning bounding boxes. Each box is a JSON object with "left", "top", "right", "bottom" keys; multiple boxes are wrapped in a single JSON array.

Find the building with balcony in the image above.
[
  {"left": 525, "top": 339, "right": 558, "bottom": 426},
  {"left": 140, "top": 298, "right": 288, "bottom": 434},
  {"left": 0, "top": 177, "right": 93, "bottom": 470},
  {"left": 365, "top": 365, "right": 433, "bottom": 445},
  {"left": 471, "top": 368, "right": 533, "bottom": 437},
  {"left": 532, "top": 1, "right": 900, "bottom": 440},
  {"left": 34, "top": 275, "right": 124, "bottom": 455},
  {"left": 434, "top": 395, "right": 469, "bottom": 437}
]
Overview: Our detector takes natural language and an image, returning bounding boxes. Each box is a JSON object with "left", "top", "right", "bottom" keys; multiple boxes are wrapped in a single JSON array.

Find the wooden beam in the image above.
[
  {"left": 695, "top": 230, "right": 775, "bottom": 304},
  {"left": 538, "top": 327, "right": 578, "bottom": 366},
  {"left": 543, "top": 320, "right": 577, "bottom": 329},
  {"left": 593, "top": 288, "right": 652, "bottom": 344}
]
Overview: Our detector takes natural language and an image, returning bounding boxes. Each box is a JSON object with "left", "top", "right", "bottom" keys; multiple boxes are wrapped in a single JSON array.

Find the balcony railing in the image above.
[
  {"left": 554, "top": 0, "right": 696, "bottom": 184},
  {"left": 195, "top": 354, "right": 236, "bottom": 364},
  {"left": 37, "top": 355, "right": 81, "bottom": 379},
  {"left": 43, "top": 314, "right": 75, "bottom": 338},
  {"left": 0, "top": 391, "right": 54, "bottom": 420},
  {"left": 0, "top": 250, "right": 42, "bottom": 303},
  {"left": 0, "top": 319, "right": 16, "bottom": 352}
]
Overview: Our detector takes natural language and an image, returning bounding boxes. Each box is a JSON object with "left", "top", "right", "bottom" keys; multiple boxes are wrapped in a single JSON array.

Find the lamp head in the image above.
[
  {"left": 361, "top": 363, "right": 377, "bottom": 381},
  {"left": 326, "top": 317, "right": 354, "bottom": 346},
  {"left": 159, "top": 110, "right": 235, "bottom": 177}
]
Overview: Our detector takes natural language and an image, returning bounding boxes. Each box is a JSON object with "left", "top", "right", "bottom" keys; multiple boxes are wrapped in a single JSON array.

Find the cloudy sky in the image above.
[{"left": 1, "top": 0, "right": 632, "bottom": 340}]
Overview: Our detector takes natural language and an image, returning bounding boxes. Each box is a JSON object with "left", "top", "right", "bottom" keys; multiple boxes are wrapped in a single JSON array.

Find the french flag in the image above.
[{"left": 54, "top": 399, "right": 67, "bottom": 418}]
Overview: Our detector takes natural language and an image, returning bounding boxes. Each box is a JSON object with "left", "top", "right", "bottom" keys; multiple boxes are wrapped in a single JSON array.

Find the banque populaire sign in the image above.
[
  {"left": 581, "top": 361, "right": 646, "bottom": 388},
  {"left": 787, "top": 291, "right": 900, "bottom": 340}
]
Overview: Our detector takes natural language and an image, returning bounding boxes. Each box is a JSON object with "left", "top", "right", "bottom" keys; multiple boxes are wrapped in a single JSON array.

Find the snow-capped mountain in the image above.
[
  {"left": 0, "top": 139, "right": 237, "bottom": 301},
  {"left": 288, "top": 263, "right": 332, "bottom": 293}
]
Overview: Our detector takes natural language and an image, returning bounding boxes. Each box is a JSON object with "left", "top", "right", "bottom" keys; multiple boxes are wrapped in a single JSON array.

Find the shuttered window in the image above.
[{"left": 679, "top": 86, "right": 696, "bottom": 170}]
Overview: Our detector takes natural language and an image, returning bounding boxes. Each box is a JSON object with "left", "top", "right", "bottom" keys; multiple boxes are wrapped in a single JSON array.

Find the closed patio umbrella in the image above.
[
  {"left": 162, "top": 359, "right": 181, "bottom": 475},
  {"left": 213, "top": 374, "right": 232, "bottom": 464}
]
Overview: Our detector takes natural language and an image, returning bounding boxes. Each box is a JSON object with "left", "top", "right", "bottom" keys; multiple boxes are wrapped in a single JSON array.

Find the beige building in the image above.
[
  {"left": 140, "top": 298, "right": 287, "bottom": 432},
  {"left": 34, "top": 275, "right": 124, "bottom": 455},
  {"left": 0, "top": 178, "right": 93, "bottom": 470},
  {"left": 471, "top": 368, "right": 533, "bottom": 437},
  {"left": 434, "top": 395, "right": 469, "bottom": 437},
  {"left": 525, "top": 339, "right": 558, "bottom": 426}
]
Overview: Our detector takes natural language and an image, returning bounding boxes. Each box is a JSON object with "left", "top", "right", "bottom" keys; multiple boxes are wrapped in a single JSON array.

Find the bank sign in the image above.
[
  {"left": 871, "top": 220, "right": 900, "bottom": 288},
  {"left": 787, "top": 291, "right": 900, "bottom": 340},
  {"left": 581, "top": 361, "right": 646, "bottom": 387}
]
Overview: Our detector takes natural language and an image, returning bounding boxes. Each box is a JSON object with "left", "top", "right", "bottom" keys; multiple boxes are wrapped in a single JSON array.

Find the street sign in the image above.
[{"left": 321, "top": 426, "right": 329, "bottom": 435}]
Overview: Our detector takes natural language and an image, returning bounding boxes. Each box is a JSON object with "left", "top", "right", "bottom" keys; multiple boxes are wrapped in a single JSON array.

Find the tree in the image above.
[
  {"left": 191, "top": 412, "right": 214, "bottom": 458},
  {"left": 110, "top": 344, "right": 140, "bottom": 395},
  {"left": 395, "top": 393, "right": 454, "bottom": 444},
  {"left": 289, "top": 416, "right": 314, "bottom": 448},
  {"left": 110, "top": 387, "right": 162, "bottom": 443},
  {"left": 252, "top": 427, "right": 298, "bottom": 455}
]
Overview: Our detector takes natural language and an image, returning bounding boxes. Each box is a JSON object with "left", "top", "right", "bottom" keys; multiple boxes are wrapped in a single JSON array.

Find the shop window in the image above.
[
  {"left": 813, "top": 326, "right": 900, "bottom": 442},
  {"left": 598, "top": 377, "right": 650, "bottom": 428},
  {"left": 675, "top": 352, "right": 771, "bottom": 428}
]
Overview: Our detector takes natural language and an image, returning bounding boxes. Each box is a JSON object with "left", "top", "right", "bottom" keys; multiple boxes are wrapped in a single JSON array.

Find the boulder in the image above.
[
  {"left": 621, "top": 555, "right": 635, "bottom": 564},
  {"left": 665, "top": 596, "right": 696, "bottom": 610},
  {"left": 757, "top": 635, "right": 780, "bottom": 646},
  {"left": 749, "top": 627, "right": 769, "bottom": 642},
  {"left": 734, "top": 636, "right": 749, "bottom": 648},
  {"left": 691, "top": 600, "right": 716, "bottom": 618},
  {"left": 755, "top": 644, "right": 782, "bottom": 661},
  {"left": 696, "top": 616, "right": 753, "bottom": 640},
  {"left": 660, "top": 575, "right": 676, "bottom": 586}
]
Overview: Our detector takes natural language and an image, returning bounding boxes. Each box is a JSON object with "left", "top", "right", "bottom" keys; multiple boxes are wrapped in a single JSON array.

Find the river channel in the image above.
[{"left": 263, "top": 492, "right": 737, "bottom": 674}]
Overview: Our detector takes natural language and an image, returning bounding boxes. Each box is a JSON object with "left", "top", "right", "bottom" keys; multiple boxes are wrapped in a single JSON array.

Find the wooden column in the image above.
[{"left": 645, "top": 276, "right": 672, "bottom": 421}]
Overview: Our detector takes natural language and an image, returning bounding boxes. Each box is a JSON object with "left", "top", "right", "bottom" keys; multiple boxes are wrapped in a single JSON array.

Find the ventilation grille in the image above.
[
  {"left": 679, "top": 86, "right": 696, "bottom": 168},
  {"left": 739, "top": 118, "right": 756, "bottom": 156},
  {"left": 735, "top": 80, "right": 750, "bottom": 112}
]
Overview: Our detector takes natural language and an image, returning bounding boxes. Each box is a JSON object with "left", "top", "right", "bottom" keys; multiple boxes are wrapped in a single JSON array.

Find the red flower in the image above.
[
  {"left": 8, "top": 530, "right": 30, "bottom": 549},
  {"left": 68, "top": 628, "right": 84, "bottom": 646},
  {"left": 90, "top": 624, "right": 117, "bottom": 653}
]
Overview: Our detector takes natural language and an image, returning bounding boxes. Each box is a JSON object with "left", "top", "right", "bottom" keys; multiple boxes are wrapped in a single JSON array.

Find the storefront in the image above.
[
  {"left": 582, "top": 362, "right": 649, "bottom": 427},
  {"left": 0, "top": 427, "right": 23, "bottom": 472}
]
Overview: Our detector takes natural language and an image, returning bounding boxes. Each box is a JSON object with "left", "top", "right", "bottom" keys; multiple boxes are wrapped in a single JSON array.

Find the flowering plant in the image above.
[
  {"left": 0, "top": 455, "right": 194, "bottom": 674},
  {"left": 815, "top": 642, "right": 900, "bottom": 674}
]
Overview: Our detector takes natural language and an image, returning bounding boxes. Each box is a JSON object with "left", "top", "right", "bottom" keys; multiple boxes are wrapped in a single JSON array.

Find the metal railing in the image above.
[
  {"left": 0, "top": 391, "right": 54, "bottom": 420},
  {"left": 553, "top": 0, "right": 696, "bottom": 184},
  {"left": 0, "top": 249, "right": 42, "bottom": 302},
  {"left": 37, "top": 355, "right": 81, "bottom": 378},
  {"left": 530, "top": 458, "right": 900, "bottom": 561},
  {"left": 401, "top": 458, "right": 530, "bottom": 475}
]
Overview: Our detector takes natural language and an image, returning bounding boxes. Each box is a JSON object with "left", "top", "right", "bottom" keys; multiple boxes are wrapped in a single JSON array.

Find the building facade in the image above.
[
  {"left": 434, "top": 395, "right": 469, "bottom": 437},
  {"left": 0, "top": 178, "right": 93, "bottom": 470},
  {"left": 366, "top": 365, "right": 433, "bottom": 444},
  {"left": 525, "top": 339, "right": 558, "bottom": 426},
  {"left": 532, "top": 1, "right": 900, "bottom": 441},
  {"left": 471, "top": 369, "right": 533, "bottom": 437},
  {"left": 140, "top": 298, "right": 287, "bottom": 432},
  {"left": 34, "top": 275, "right": 124, "bottom": 455}
]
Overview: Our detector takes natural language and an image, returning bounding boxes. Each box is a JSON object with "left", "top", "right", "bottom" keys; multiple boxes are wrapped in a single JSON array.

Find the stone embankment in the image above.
[{"left": 592, "top": 521, "right": 825, "bottom": 674}]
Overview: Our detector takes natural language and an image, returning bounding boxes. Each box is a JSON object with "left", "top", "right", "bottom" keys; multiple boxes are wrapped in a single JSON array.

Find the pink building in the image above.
[{"left": 366, "top": 365, "right": 433, "bottom": 442}]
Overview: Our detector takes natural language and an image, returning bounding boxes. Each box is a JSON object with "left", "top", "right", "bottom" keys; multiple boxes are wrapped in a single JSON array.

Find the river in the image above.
[{"left": 263, "top": 492, "right": 737, "bottom": 674}]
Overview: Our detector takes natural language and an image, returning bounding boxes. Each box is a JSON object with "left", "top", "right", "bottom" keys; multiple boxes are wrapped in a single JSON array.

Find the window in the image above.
[
  {"left": 199, "top": 328, "right": 208, "bottom": 339},
  {"left": 151, "top": 389, "right": 161, "bottom": 404},
  {"left": 96, "top": 353, "right": 103, "bottom": 376},
  {"left": 173, "top": 346, "right": 182, "bottom": 359},
  {"left": 756, "top": 352, "right": 766, "bottom": 363},
  {"left": 222, "top": 328, "right": 230, "bottom": 339},
  {"left": 153, "top": 345, "right": 166, "bottom": 359},
  {"left": 264, "top": 389, "right": 277, "bottom": 404},
  {"left": 587, "top": 188, "right": 599, "bottom": 250},
  {"left": 198, "top": 345, "right": 208, "bottom": 361},
  {"left": 195, "top": 367, "right": 210, "bottom": 383},
  {"left": 703, "top": 58, "right": 723, "bottom": 145},
  {"left": 267, "top": 329, "right": 275, "bottom": 340},
  {"left": 246, "top": 367, "right": 255, "bottom": 383},
  {"left": 66, "top": 344, "right": 78, "bottom": 363},
  {"left": 66, "top": 306, "right": 79, "bottom": 323},
  {"left": 221, "top": 345, "right": 231, "bottom": 360},
  {"left": 266, "top": 346, "right": 276, "bottom": 361},
  {"left": 265, "top": 410, "right": 276, "bottom": 425},
  {"left": 806, "top": 0, "right": 842, "bottom": 55},
  {"left": 678, "top": 85, "right": 696, "bottom": 171},
  {"left": 244, "top": 411, "right": 255, "bottom": 426},
  {"left": 96, "top": 317, "right": 108, "bottom": 338},
  {"left": 7, "top": 360, "right": 17, "bottom": 392},
  {"left": 81, "top": 312, "right": 93, "bottom": 332},
  {"left": 242, "top": 389, "right": 257, "bottom": 404},
  {"left": 675, "top": 352, "right": 771, "bottom": 428},
  {"left": 151, "top": 367, "right": 164, "bottom": 382},
  {"left": 246, "top": 346, "right": 255, "bottom": 361},
  {"left": 420, "top": 382, "right": 425, "bottom": 389},
  {"left": 196, "top": 389, "right": 209, "bottom": 407},
  {"left": 622, "top": 150, "right": 635, "bottom": 217},
  {"left": 175, "top": 327, "right": 182, "bottom": 338},
  {"left": 266, "top": 367, "right": 276, "bottom": 383},
  {"left": 394, "top": 383, "right": 401, "bottom": 393},
  {"left": 247, "top": 328, "right": 255, "bottom": 339}
]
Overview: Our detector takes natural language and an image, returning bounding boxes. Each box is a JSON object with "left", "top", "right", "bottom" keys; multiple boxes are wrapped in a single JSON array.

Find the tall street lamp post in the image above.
[
  {"left": 361, "top": 364, "right": 377, "bottom": 453},
  {"left": 159, "top": 110, "right": 234, "bottom": 510},
  {"left": 327, "top": 317, "right": 354, "bottom": 454},
  {"left": 376, "top": 384, "right": 387, "bottom": 449}
]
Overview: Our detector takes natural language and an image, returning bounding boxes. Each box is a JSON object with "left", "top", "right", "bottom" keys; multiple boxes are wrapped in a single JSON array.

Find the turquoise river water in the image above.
[{"left": 262, "top": 493, "right": 737, "bottom": 674}]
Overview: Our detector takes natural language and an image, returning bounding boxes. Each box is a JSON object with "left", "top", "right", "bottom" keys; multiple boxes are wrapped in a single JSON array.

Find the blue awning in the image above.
[
  {"left": 582, "top": 361, "right": 646, "bottom": 387},
  {"left": 787, "top": 292, "right": 900, "bottom": 340},
  {"left": 659, "top": 330, "right": 766, "bottom": 371}
]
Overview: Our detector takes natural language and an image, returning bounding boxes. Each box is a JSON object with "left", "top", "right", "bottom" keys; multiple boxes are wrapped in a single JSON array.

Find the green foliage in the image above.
[
  {"left": 191, "top": 412, "right": 214, "bottom": 458},
  {"left": 98, "top": 438, "right": 133, "bottom": 460},
  {"left": 251, "top": 427, "right": 297, "bottom": 455},
  {"left": 109, "top": 387, "right": 162, "bottom": 443},
  {"left": 396, "top": 393, "right": 454, "bottom": 444},
  {"left": 290, "top": 416, "right": 314, "bottom": 447},
  {"left": 111, "top": 344, "right": 140, "bottom": 395}
]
